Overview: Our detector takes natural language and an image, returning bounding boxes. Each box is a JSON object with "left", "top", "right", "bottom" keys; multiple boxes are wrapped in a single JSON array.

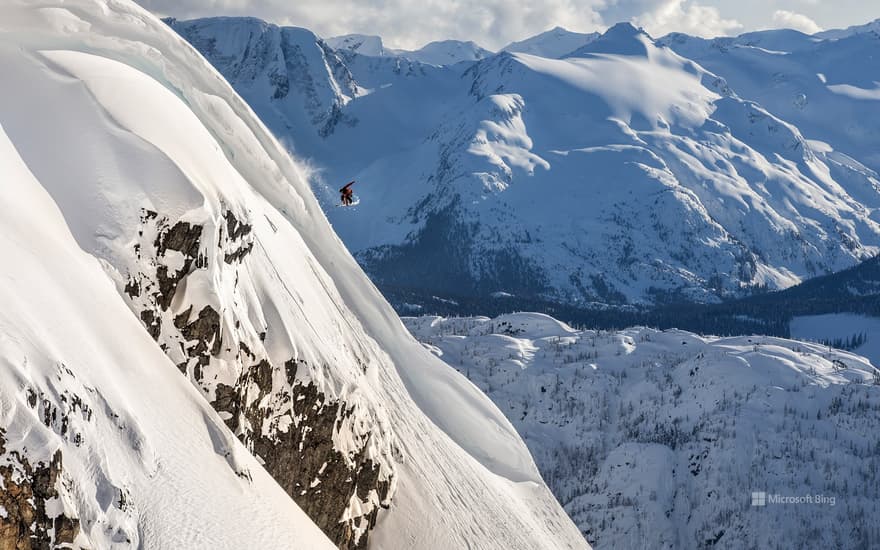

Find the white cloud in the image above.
[
  {"left": 772, "top": 10, "right": 823, "bottom": 34},
  {"left": 135, "top": 0, "right": 856, "bottom": 50},
  {"left": 135, "top": 0, "right": 607, "bottom": 50},
  {"left": 631, "top": 0, "right": 742, "bottom": 38}
]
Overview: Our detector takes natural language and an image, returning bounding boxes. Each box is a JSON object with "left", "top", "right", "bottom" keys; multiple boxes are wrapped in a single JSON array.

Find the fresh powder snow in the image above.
[{"left": 0, "top": 1, "right": 587, "bottom": 548}]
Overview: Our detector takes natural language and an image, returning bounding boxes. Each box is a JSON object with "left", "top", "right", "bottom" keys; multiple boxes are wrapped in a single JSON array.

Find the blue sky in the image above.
[{"left": 136, "top": 0, "right": 879, "bottom": 50}]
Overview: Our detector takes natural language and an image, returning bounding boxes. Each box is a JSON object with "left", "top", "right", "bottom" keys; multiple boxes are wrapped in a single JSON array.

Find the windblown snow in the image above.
[{"left": 0, "top": 2, "right": 586, "bottom": 549}]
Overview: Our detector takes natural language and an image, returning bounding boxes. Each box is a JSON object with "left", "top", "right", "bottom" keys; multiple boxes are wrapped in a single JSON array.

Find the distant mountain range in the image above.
[
  {"left": 325, "top": 26, "right": 599, "bottom": 64},
  {"left": 169, "top": 16, "right": 880, "bottom": 310}
]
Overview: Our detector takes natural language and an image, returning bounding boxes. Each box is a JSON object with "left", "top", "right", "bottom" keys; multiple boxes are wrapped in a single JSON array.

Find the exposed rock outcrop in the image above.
[
  {"left": 0, "top": 431, "right": 80, "bottom": 550},
  {"left": 215, "top": 358, "right": 392, "bottom": 548},
  {"left": 120, "top": 208, "right": 397, "bottom": 549}
]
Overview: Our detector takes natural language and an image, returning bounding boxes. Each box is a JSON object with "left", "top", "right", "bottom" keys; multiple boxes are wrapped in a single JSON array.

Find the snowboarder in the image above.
[{"left": 340, "top": 181, "right": 356, "bottom": 206}]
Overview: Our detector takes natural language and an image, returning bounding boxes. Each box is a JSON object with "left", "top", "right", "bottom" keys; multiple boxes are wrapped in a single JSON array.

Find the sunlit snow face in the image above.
[{"left": 513, "top": 40, "right": 719, "bottom": 128}]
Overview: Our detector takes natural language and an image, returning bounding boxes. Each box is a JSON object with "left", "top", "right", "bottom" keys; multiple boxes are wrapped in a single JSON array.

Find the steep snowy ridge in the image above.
[
  {"left": 0, "top": 88, "right": 336, "bottom": 550},
  {"left": 406, "top": 313, "right": 880, "bottom": 548},
  {"left": 0, "top": 2, "right": 586, "bottom": 549},
  {"left": 174, "top": 18, "right": 880, "bottom": 308},
  {"left": 166, "top": 17, "right": 362, "bottom": 140}
]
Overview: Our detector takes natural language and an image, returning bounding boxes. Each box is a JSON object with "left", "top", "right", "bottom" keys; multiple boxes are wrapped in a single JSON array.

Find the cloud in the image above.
[
  {"left": 772, "top": 10, "right": 822, "bottom": 34},
  {"left": 630, "top": 0, "right": 742, "bottom": 38},
  {"left": 142, "top": 0, "right": 830, "bottom": 50},
  {"left": 135, "top": 0, "right": 607, "bottom": 50}
]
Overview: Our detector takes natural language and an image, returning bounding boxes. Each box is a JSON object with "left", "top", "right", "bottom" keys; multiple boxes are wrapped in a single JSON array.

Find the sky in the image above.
[{"left": 135, "top": 0, "right": 879, "bottom": 50}]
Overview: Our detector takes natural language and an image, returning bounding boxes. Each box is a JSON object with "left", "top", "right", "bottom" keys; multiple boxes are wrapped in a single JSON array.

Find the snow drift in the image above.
[{"left": 0, "top": 2, "right": 586, "bottom": 549}]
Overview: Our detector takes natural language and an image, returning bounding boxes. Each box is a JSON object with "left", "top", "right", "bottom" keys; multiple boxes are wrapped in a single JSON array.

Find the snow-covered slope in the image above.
[
  {"left": 326, "top": 34, "right": 387, "bottom": 57},
  {"left": 405, "top": 313, "right": 880, "bottom": 548},
  {"left": 174, "top": 18, "right": 880, "bottom": 308},
  {"left": 660, "top": 27, "right": 880, "bottom": 175},
  {"left": 0, "top": 87, "right": 336, "bottom": 550},
  {"left": 503, "top": 27, "right": 600, "bottom": 59},
  {"left": 0, "top": 2, "right": 586, "bottom": 549},
  {"left": 815, "top": 18, "right": 880, "bottom": 40},
  {"left": 325, "top": 33, "right": 492, "bottom": 66},
  {"left": 395, "top": 40, "right": 494, "bottom": 66}
]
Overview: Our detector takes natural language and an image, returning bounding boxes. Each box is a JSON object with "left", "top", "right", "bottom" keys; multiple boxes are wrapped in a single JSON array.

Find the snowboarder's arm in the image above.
[{"left": 340, "top": 181, "right": 355, "bottom": 192}]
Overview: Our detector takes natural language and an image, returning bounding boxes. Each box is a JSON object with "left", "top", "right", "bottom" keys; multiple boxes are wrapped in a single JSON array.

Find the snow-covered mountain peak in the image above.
[
  {"left": 399, "top": 39, "right": 495, "bottom": 66},
  {"left": 166, "top": 16, "right": 362, "bottom": 139},
  {"left": 568, "top": 21, "right": 653, "bottom": 57},
  {"left": 733, "top": 28, "right": 818, "bottom": 51},
  {"left": 324, "top": 33, "right": 494, "bottom": 66},
  {"left": 503, "top": 26, "right": 600, "bottom": 59},
  {"left": 326, "top": 33, "right": 386, "bottom": 56},
  {"left": 815, "top": 17, "right": 880, "bottom": 40},
  {"left": 468, "top": 36, "right": 716, "bottom": 134}
]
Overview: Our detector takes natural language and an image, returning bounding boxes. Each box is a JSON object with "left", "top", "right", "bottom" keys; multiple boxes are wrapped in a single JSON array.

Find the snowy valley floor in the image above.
[{"left": 405, "top": 313, "right": 880, "bottom": 549}]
